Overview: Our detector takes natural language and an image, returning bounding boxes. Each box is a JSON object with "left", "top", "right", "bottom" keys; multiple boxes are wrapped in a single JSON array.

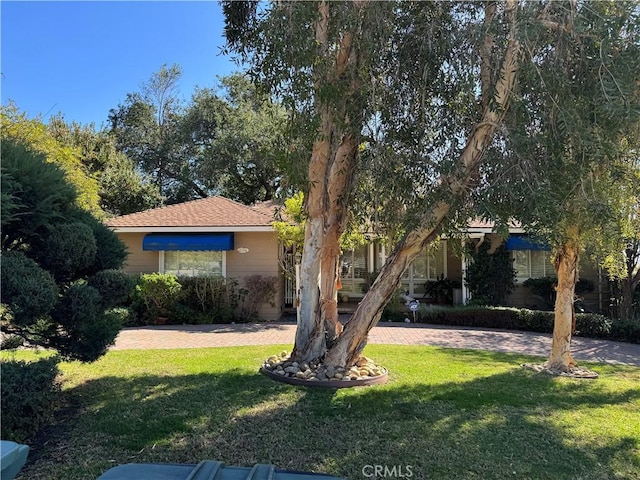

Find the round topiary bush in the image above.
[
  {"left": 0, "top": 251, "right": 58, "bottom": 326},
  {"left": 88, "top": 269, "right": 135, "bottom": 308}
]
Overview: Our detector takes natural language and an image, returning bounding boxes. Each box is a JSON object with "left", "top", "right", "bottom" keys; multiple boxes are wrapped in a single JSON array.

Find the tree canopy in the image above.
[{"left": 109, "top": 66, "right": 290, "bottom": 205}]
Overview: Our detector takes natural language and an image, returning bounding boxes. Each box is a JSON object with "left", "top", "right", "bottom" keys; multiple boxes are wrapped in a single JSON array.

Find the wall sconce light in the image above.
[{"left": 237, "top": 247, "right": 250, "bottom": 254}]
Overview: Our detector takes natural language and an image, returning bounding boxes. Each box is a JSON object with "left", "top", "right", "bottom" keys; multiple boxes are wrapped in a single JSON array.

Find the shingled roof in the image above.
[{"left": 106, "top": 196, "right": 277, "bottom": 231}]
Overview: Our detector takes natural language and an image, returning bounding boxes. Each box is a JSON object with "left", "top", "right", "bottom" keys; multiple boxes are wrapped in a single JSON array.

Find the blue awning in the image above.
[
  {"left": 143, "top": 233, "right": 234, "bottom": 251},
  {"left": 505, "top": 236, "right": 550, "bottom": 251}
]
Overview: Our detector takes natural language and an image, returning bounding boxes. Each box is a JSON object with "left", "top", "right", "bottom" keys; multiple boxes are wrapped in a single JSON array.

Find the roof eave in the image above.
[{"left": 109, "top": 226, "right": 275, "bottom": 233}]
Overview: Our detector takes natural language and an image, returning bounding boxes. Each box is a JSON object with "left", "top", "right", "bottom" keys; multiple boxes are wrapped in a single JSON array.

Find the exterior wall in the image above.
[
  {"left": 115, "top": 231, "right": 283, "bottom": 321},
  {"left": 118, "top": 232, "right": 159, "bottom": 274},
  {"left": 504, "top": 256, "right": 609, "bottom": 314},
  {"left": 226, "top": 232, "right": 283, "bottom": 321}
]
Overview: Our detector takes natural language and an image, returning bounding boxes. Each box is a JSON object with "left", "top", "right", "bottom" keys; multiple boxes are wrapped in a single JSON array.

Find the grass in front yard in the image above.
[{"left": 9, "top": 345, "right": 640, "bottom": 480}]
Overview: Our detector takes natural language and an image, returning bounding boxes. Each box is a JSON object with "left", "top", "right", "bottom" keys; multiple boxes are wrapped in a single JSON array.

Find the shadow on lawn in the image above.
[{"left": 18, "top": 351, "right": 640, "bottom": 480}]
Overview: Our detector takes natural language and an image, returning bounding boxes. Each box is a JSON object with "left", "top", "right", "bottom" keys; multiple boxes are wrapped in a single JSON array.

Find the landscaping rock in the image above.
[{"left": 260, "top": 352, "right": 387, "bottom": 386}]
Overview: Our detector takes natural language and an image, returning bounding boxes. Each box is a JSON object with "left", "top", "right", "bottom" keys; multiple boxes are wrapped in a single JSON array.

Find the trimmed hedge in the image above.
[
  {"left": 1, "top": 357, "right": 61, "bottom": 442},
  {"left": 383, "top": 304, "right": 638, "bottom": 343}
]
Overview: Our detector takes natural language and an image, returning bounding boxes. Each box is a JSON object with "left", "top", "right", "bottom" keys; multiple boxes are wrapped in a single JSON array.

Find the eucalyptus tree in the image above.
[
  {"left": 484, "top": 1, "right": 640, "bottom": 372},
  {"left": 224, "top": 0, "right": 521, "bottom": 367}
]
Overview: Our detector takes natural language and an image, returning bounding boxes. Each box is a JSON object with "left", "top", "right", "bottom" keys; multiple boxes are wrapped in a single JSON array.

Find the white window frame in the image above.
[
  {"left": 402, "top": 240, "right": 448, "bottom": 296},
  {"left": 512, "top": 249, "right": 554, "bottom": 282},
  {"left": 159, "top": 250, "right": 227, "bottom": 277}
]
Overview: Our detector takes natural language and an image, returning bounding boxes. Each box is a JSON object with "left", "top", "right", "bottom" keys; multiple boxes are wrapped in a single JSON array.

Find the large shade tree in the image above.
[
  {"left": 48, "top": 115, "right": 162, "bottom": 216},
  {"left": 190, "top": 74, "right": 290, "bottom": 203},
  {"left": 109, "top": 67, "right": 290, "bottom": 205},
  {"left": 484, "top": 1, "right": 640, "bottom": 372},
  {"left": 224, "top": 0, "right": 521, "bottom": 367}
]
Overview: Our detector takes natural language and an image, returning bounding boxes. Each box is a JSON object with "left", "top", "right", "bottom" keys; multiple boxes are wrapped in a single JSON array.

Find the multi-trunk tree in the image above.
[{"left": 224, "top": 0, "right": 521, "bottom": 367}]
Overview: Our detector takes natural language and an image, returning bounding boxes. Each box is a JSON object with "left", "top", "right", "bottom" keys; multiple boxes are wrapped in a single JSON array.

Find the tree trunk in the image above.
[
  {"left": 325, "top": 206, "right": 449, "bottom": 367},
  {"left": 619, "top": 240, "right": 640, "bottom": 320},
  {"left": 323, "top": 0, "right": 521, "bottom": 368},
  {"left": 547, "top": 227, "right": 580, "bottom": 372},
  {"left": 291, "top": 0, "right": 363, "bottom": 364},
  {"left": 294, "top": 0, "right": 520, "bottom": 368}
]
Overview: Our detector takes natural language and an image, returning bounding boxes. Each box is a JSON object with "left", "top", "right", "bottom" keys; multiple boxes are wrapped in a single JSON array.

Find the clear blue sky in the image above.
[{"left": 1, "top": 1, "right": 240, "bottom": 129}]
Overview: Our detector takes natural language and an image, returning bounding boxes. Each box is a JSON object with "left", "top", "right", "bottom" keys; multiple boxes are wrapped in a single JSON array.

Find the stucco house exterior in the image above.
[
  {"left": 106, "top": 196, "right": 283, "bottom": 320},
  {"left": 107, "top": 196, "right": 611, "bottom": 320}
]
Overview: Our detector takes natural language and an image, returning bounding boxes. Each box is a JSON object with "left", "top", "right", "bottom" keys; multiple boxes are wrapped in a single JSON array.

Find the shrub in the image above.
[
  {"left": 82, "top": 211, "right": 128, "bottom": 273},
  {"left": 31, "top": 222, "right": 97, "bottom": 282},
  {"left": 1, "top": 138, "right": 127, "bottom": 363},
  {"left": 523, "top": 276, "right": 595, "bottom": 309},
  {"left": 178, "top": 276, "right": 245, "bottom": 324},
  {"left": 240, "top": 275, "right": 278, "bottom": 320},
  {"left": 88, "top": 270, "right": 135, "bottom": 308},
  {"left": 51, "top": 284, "right": 122, "bottom": 361},
  {"left": 382, "top": 288, "right": 408, "bottom": 322},
  {"left": 104, "top": 307, "right": 136, "bottom": 328},
  {"left": 519, "top": 309, "right": 555, "bottom": 332},
  {"left": 133, "top": 273, "right": 182, "bottom": 323},
  {"left": 465, "top": 242, "right": 515, "bottom": 306},
  {"left": 575, "top": 313, "right": 612, "bottom": 338},
  {"left": 609, "top": 315, "right": 640, "bottom": 344},
  {"left": 410, "top": 306, "right": 611, "bottom": 339},
  {"left": 1, "top": 356, "right": 61, "bottom": 442},
  {"left": 0, "top": 251, "right": 58, "bottom": 326}
]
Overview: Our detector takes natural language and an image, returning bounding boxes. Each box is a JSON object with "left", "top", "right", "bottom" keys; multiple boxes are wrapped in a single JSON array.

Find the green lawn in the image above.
[{"left": 11, "top": 345, "right": 640, "bottom": 480}]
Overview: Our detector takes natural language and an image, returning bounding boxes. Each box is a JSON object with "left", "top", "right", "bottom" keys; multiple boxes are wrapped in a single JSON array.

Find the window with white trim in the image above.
[
  {"left": 163, "top": 251, "right": 224, "bottom": 277},
  {"left": 402, "top": 241, "right": 447, "bottom": 295},
  {"left": 512, "top": 250, "right": 554, "bottom": 280}
]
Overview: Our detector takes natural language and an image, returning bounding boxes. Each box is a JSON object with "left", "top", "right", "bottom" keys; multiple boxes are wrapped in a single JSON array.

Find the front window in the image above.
[
  {"left": 513, "top": 250, "right": 554, "bottom": 280},
  {"left": 340, "top": 245, "right": 370, "bottom": 294},
  {"left": 163, "top": 251, "right": 224, "bottom": 277},
  {"left": 402, "top": 241, "right": 447, "bottom": 296}
]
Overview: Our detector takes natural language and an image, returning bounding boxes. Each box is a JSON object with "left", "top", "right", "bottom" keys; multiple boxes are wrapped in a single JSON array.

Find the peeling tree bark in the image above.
[
  {"left": 294, "top": 0, "right": 520, "bottom": 368},
  {"left": 292, "top": 0, "right": 362, "bottom": 363},
  {"left": 322, "top": 0, "right": 521, "bottom": 368},
  {"left": 547, "top": 226, "right": 581, "bottom": 372}
]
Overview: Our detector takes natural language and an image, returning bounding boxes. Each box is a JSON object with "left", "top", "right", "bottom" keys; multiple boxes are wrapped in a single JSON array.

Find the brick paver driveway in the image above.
[{"left": 111, "top": 321, "right": 640, "bottom": 367}]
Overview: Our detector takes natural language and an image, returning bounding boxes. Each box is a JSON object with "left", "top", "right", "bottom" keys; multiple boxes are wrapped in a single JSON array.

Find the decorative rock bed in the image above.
[
  {"left": 260, "top": 351, "right": 388, "bottom": 388},
  {"left": 521, "top": 363, "right": 599, "bottom": 379}
]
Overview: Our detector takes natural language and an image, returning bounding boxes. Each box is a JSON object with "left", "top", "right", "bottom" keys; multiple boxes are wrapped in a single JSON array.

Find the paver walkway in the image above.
[{"left": 112, "top": 321, "right": 640, "bottom": 367}]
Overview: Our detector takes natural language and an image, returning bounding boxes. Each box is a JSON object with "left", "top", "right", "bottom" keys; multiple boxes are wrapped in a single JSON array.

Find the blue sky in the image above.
[{"left": 1, "top": 1, "right": 240, "bottom": 129}]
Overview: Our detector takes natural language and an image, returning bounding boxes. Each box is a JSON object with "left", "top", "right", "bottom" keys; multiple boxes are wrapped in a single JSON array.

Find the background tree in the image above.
[
  {"left": 185, "top": 74, "right": 290, "bottom": 204},
  {"left": 1, "top": 139, "right": 131, "bottom": 361},
  {"left": 1, "top": 103, "right": 103, "bottom": 216},
  {"left": 109, "top": 67, "right": 289, "bottom": 205},
  {"left": 601, "top": 135, "right": 640, "bottom": 321},
  {"left": 48, "top": 115, "right": 162, "bottom": 216},
  {"left": 484, "top": 1, "right": 640, "bottom": 372},
  {"left": 108, "top": 64, "right": 206, "bottom": 202}
]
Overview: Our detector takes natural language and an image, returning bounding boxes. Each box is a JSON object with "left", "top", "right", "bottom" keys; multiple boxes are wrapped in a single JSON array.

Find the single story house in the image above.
[
  {"left": 107, "top": 196, "right": 612, "bottom": 320},
  {"left": 107, "top": 196, "right": 283, "bottom": 320}
]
